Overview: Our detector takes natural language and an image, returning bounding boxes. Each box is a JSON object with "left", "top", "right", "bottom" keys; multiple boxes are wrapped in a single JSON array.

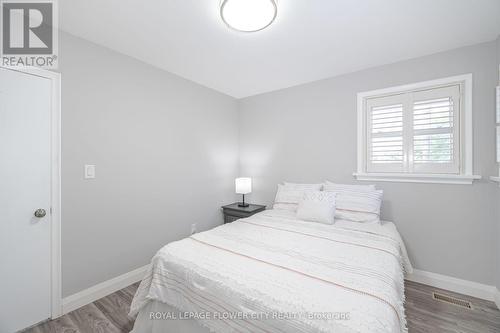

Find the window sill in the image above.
[
  {"left": 353, "top": 172, "right": 481, "bottom": 185},
  {"left": 490, "top": 176, "right": 500, "bottom": 186}
]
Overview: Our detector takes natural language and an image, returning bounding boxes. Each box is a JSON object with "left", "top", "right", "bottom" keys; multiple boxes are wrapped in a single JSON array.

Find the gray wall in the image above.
[
  {"left": 59, "top": 33, "right": 239, "bottom": 297},
  {"left": 58, "top": 32, "right": 499, "bottom": 296},
  {"left": 238, "top": 41, "right": 499, "bottom": 285}
]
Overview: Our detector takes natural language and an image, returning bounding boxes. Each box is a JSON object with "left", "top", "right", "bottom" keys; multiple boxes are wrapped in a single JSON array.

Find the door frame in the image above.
[{"left": 1, "top": 66, "right": 62, "bottom": 318}]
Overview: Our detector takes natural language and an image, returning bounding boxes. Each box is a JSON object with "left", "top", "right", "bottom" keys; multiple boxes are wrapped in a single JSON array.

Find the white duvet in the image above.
[{"left": 130, "top": 209, "right": 412, "bottom": 333}]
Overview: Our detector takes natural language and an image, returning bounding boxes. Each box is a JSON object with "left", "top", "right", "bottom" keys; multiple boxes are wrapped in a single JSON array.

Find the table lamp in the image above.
[{"left": 235, "top": 177, "right": 251, "bottom": 207}]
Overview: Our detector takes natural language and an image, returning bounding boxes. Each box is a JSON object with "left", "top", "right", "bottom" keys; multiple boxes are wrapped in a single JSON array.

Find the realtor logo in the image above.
[{"left": 1, "top": 0, "right": 58, "bottom": 68}]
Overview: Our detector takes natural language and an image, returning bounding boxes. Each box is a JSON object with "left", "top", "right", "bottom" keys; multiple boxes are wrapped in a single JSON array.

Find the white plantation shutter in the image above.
[
  {"left": 411, "top": 85, "right": 460, "bottom": 174},
  {"left": 366, "top": 95, "right": 405, "bottom": 173},
  {"left": 364, "top": 84, "right": 462, "bottom": 174}
]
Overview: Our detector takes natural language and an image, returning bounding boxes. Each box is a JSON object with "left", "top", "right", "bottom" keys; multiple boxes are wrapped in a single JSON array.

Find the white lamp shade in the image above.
[{"left": 235, "top": 177, "right": 252, "bottom": 194}]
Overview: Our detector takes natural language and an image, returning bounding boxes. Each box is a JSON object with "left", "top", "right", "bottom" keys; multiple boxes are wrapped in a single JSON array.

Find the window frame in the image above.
[
  {"left": 355, "top": 74, "right": 480, "bottom": 185},
  {"left": 491, "top": 65, "right": 500, "bottom": 186}
]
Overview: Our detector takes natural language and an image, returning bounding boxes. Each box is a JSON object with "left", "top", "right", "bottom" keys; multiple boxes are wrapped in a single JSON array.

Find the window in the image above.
[{"left": 356, "top": 74, "right": 479, "bottom": 184}]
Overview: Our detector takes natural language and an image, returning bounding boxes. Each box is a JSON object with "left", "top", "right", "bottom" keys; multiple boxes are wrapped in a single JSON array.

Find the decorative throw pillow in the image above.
[{"left": 296, "top": 191, "right": 336, "bottom": 224}]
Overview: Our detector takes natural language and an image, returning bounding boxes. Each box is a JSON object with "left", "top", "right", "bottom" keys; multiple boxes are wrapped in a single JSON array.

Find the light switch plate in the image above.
[{"left": 84, "top": 164, "right": 95, "bottom": 179}]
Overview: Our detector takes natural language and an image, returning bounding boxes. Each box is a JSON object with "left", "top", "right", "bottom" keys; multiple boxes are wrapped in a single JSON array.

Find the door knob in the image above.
[{"left": 34, "top": 209, "right": 46, "bottom": 218}]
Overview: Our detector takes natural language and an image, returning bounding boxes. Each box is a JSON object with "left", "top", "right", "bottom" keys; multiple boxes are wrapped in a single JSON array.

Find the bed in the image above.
[{"left": 129, "top": 209, "right": 412, "bottom": 333}]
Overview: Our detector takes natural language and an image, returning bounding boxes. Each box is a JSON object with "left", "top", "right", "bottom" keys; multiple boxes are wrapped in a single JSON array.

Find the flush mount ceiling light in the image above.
[{"left": 220, "top": 0, "right": 277, "bottom": 32}]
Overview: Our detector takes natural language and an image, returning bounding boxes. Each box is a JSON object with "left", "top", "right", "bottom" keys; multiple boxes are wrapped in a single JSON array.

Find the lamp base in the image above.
[{"left": 238, "top": 202, "right": 249, "bottom": 208}]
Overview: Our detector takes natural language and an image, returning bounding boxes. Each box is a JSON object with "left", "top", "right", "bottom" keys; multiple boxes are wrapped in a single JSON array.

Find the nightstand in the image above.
[{"left": 221, "top": 203, "right": 266, "bottom": 224}]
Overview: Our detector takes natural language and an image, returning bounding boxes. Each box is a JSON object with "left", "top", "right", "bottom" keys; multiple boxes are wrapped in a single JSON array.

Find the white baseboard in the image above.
[
  {"left": 62, "top": 264, "right": 149, "bottom": 314},
  {"left": 406, "top": 269, "right": 497, "bottom": 303}
]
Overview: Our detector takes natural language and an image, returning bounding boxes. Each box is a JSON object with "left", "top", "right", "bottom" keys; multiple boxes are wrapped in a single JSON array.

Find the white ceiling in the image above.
[{"left": 60, "top": 0, "right": 500, "bottom": 98}]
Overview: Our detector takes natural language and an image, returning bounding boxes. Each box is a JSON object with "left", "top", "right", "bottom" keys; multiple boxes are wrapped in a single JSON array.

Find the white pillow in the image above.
[
  {"left": 323, "top": 184, "right": 383, "bottom": 223},
  {"left": 283, "top": 182, "right": 323, "bottom": 190},
  {"left": 324, "top": 182, "right": 376, "bottom": 191},
  {"left": 273, "top": 184, "right": 302, "bottom": 211},
  {"left": 272, "top": 203, "right": 298, "bottom": 211},
  {"left": 274, "top": 184, "right": 303, "bottom": 204},
  {"left": 273, "top": 183, "right": 322, "bottom": 211},
  {"left": 296, "top": 191, "right": 336, "bottom": 224},
  {"left": 334, "top": 210, "right": 380, "bottom": 224}
]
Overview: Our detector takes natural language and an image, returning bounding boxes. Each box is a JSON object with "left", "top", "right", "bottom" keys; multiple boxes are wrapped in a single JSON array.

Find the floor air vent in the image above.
[{"left": 432, "top": 292, "right": 472, "bottom": 309}]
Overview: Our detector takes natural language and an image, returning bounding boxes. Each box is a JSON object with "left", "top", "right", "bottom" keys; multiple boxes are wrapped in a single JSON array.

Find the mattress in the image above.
[{"left": 130, "top": 209, "right": 412, "bottom": 333}]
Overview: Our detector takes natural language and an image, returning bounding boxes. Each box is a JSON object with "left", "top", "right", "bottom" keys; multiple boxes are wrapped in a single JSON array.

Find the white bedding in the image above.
[{"left": 130, "top": 209, "right": 412, "bottom": 333}]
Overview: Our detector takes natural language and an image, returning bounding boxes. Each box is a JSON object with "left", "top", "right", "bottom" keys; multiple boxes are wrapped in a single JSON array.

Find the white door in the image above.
[{"left": 0, "top": 68, "right": 52, "bottom": 333}]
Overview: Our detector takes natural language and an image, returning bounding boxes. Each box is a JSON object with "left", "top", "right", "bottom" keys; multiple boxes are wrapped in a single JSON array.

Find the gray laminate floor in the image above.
[{"left": 21, "top": 280, "right": 500, "bottom": 333}]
